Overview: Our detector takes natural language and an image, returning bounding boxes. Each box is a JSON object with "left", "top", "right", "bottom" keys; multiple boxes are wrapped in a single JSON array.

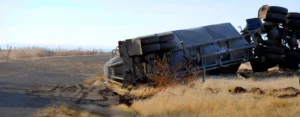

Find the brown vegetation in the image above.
[
  {"left": 33, "top": 105, "right": 104, "bottom": 117},
  {"left": 146, "top": 56, "right": 197, "bottom": 88},
  {"left": 0, "top": 46, "right": 106, "bottom": 60},
  {"left": 132, "top": 77, "right": 300, "bottom": 117}
]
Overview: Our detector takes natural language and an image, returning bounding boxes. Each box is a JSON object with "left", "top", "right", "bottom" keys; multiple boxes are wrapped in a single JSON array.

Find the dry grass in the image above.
[
  {"left": 77, "top": 71, "right": 300, "bottom": 117},
  {"left": 34, "top": 74, "right": 300, "bottom": 117},
  {"left": 0, "top": 51, "right": 7, "bottom": 60},
  {"left": 0, "top": 46, "right": 106, "bottom": 60},
  {"left": 132, "top": 76, "right": 300, "bottom": 117},
  {"left": 33, "top": 105, "right": 104, "bottom": 117},
  {"left": 33, "top": 61, "right": 300, "bottom": 117},
  {"left": 33, "top": 104, "right": 138, "bottom": 117},
  {"left": 84, "top": 74, "right": 162, "bottom": 98}
]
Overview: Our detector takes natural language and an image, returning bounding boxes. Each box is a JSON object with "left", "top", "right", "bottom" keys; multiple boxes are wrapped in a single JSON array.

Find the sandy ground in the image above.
[{"left": 0, "top": 55, "right": 110, "bottom": 117}]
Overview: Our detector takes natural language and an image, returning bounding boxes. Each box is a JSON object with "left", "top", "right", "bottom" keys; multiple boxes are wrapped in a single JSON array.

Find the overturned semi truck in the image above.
[
  {"left": 104, "top": 5, "right": 300, "bottom": 87},
  {"left": 2, "top": 4, "right": 300, "bottom": 107}
]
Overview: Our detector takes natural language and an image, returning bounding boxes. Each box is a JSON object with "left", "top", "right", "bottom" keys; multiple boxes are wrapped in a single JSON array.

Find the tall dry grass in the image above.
[
  {"left": 0, "top": 46, "right": 107, "bottom": 60},
  {"left": 76, "top": 57, "right": 300, "bottom": 117},
  {"left": 132, "top": 76, "right": 300, "bottom": 117},
  {"left": 34, "top": 74, "right": 300, "bottom": 117}
]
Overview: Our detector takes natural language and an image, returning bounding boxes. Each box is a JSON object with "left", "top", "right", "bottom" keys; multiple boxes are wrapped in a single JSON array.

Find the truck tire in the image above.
[
  {"left": 265, "top": 46, "right": 284, "bottom": 55},
  {"left": 287, "top": 12, "right": 300, "bottom": 20},
  {"left": 250, "top": 59, "right": 268, "bottom": 72},
  {"left": 160, "top": 40, "right": 180, "bottom": 50},
  {"left": 142, "top": 43, "right": 160, "bottom": 54},
  {"left": 159, "top": 34, "right": 174, "bottom": 42},
  {"left": 140, "top": 36, "right": 159, "bottom": 45},
  {"left": 267, "top": 6, "right": 288, "bottom": 15},
  {"left": 279, "top": 57, "right": 299, "bottom": 70},
  {"left": 264, "top": 13, "right": 287, "bottom": 23},
  {"left": 285, "top": 52, "right": 300, "bottom": 60},
  {"left": 255, "top": 46, "right": 284, "bottom": 56},
  {"left": 254, "top": 46, "right": 267, "bottom": 56},
  {"left": 287, "top": 19, "right": 300, "bottom": 28},
  {"left": 265, "top": 54, "right": 284, "bottom": 61},
  {"left": 251, "top": 58, "right": 278, "bottom": 72},
  {"left": 296, "top": 31, "right": 300, "bottom": 39}
]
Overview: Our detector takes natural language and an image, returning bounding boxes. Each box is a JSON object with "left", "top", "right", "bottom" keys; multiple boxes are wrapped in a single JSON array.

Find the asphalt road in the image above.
[{"left": 0, "top": 55, "right": 110, "bottom": 117}]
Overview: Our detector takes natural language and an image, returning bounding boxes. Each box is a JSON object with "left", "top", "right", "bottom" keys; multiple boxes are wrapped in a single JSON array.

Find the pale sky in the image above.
[{"left": 0, "top": 0, "right": 299, "bottom": 50}]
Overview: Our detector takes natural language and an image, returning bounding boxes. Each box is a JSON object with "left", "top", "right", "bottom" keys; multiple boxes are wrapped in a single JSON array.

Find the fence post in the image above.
[
  {"left": 6, "top": 46, "right": 12, "bottom": 60},
  {"left": 202, "top": 67, "right": 206, "bottom": 83}
]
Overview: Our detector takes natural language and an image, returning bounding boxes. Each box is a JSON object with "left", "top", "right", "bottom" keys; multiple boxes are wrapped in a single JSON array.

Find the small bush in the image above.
[{"left": 147, "top": 56, "right": 197, "bottom": 87}]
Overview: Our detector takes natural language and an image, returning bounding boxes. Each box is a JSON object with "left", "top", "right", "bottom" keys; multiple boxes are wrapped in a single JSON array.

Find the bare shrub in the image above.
[
  {"left": 146, "top": 56, "right": 198, "bottom": 88},
  {"left": 146, "top": 56, "right": 178, "bottom": 87}
]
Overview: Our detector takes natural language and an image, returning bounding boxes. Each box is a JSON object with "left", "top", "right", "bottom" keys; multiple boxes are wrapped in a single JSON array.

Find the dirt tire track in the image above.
[{"left": 0, "top": 55, "right": 110, "bottom": 117}]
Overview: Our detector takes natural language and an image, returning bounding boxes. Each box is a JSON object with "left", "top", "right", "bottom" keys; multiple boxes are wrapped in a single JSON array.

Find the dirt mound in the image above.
[
  {"left": 249, "top": 87, "right": 265, "bottom": 94},
  {"left": 229, "top": 86, "right": 247, "bottom": 94},
  {"left": 229, "top": 86, "right": 300, "bottom": 98},
  {"left": 268, "top": 87, "right": 300, "bottom": 98}
]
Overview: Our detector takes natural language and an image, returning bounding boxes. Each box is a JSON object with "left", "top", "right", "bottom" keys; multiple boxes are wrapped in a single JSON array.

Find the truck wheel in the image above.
[
  {"left": 264, "top": 13, "right": 287, "bottom": 23},
  {"left": 265, "top": 46, "right": 284, "bottom": 55},
  {"left": 296, "top": 31, "right": 300, "bottom": 38},
  {"left": 160, "top": 40, "right": 180, "bottom": 50},
  {"left": 265, "top": 54, "right": 284, "bottom": 61},
  {"left": 250, "top": 58, "right": 278, "bottom": 72},
  {"left": 285, "top": 52, "right": 300, "bottom": 60},
  {"left": 140, "top": 36, "right": 159, "bottom": 45},
  {"left": 255, "top": 46, "right": 284, "bottom": 56},
  {"left": 279, "top": 57, "right": 299, "bottom": 70},
  {"left": 267, "top": 6, "right": 288, "bottom": 15},
  {"left": 287, "top": 19, "right": 300, "bottom": 28},
  {"left": 142, "top": 43, "right": 160, "bottom": 54},
  {"left": 250, "top": 59, "right": 268, "bottom": 72},
  {"left": 287, "top": 12, "right": 300, "bottom": 20}
]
